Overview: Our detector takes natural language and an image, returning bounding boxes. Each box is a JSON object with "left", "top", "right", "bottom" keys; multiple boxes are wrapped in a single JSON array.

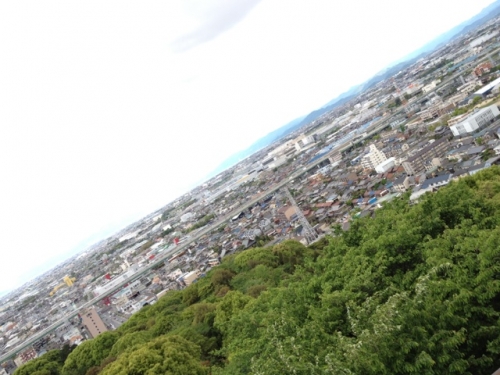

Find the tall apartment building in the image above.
[
  {"left": 81, "top": 307, "right": 108, "bottom": 338},
  {"left": 361, "top": 145, "right": 387, "bottom": 170},
  {"left": 402, "top": 136, "right": 450, "bottom": 175}
]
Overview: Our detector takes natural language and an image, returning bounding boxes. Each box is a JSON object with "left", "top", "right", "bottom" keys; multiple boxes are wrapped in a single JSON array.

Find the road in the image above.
[
  {"left": 0, "top": 128, "right": 358, "bottom": 363},
  {"left": 3, "top": 46, "right": 499, "bottom": 363}
]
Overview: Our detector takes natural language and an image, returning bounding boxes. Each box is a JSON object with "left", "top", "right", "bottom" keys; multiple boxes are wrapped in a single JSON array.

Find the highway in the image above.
[{"left": 3, "top": 45, "right": 499, "bottom": 363}]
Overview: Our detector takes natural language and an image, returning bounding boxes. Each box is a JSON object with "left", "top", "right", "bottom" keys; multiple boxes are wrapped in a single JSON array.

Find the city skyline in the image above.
[{"left": 0, "top": 0, "right": 496, "bottom": 296}]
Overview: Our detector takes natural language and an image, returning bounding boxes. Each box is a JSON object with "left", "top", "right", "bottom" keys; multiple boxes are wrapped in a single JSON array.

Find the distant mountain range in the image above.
[
  {"left": 397, "top": 0, "right": 500, "bottom": 64},
  {"left": 210, "top": 0, "right": 500, "bottom": 177},
  {"left": 209, "top": 115, "right": 306, "bottom": 177}
]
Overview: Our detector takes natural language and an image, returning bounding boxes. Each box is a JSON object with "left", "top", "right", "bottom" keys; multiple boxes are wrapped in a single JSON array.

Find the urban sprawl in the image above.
[{"left": 3, "top": 15, "right": 500, "bottom": 375}]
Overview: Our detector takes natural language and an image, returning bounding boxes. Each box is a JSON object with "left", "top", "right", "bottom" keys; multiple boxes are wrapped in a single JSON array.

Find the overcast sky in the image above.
[{"left": 0, "top": 0, "right": 496, "bottom": 296}]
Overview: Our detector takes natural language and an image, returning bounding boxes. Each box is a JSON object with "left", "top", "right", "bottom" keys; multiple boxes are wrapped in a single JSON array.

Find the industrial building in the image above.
[{"left": 449, "top": 104, "right": 500, "bottom": 136}]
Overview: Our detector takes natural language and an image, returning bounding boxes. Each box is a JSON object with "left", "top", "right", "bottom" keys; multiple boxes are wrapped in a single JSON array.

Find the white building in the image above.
[
  {"left": 361, "top": 145, "right": 387, "bottom": 170},
  {"left": 119, "top": 231, "right": 139, "bottom": 242},
  {"left": 178, "top": 270, "right": 201, "bottom": 286},
  {"left": 294, "top": 134, "right": 316, "bottom": 151},
  {"left": 375, "top": 157, "right": 396, "bottom": 173},
  {"left": 457, "top": 80, "right": 481, "bottom": 94},
  {"left": 470, "top": 31, "right": 499, "bottom": 49},
  {"left": 422, "top": 80, "right": 441, "bottom": 94},
  {"left": 181, "top": 212, "right": 194, "bottom": 223},
  {"left": 474, "top": 77, "right": 500, "bottom": 97},
  {"left": 494, "top": 144, "right": 500, "bottom": 155},
  {"left": 93, "top": 265, "right": 139, "bottom": 297},
  {"left": 449, "top": 105, "right": 500, "bottom": 137}
]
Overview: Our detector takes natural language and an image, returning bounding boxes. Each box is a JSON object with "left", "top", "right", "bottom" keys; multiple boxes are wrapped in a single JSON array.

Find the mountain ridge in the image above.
[{"left": 211, "top": 0, "right": 500, "bottom": 177}]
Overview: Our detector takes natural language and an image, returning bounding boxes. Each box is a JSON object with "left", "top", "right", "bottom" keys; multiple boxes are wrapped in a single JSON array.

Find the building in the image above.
[
  {"left": 420, "top": 174, "right": 453, "bottom": 190},
  {"left": 179, "top": 270, "right": 201, "bottom": 286},
  {"left": 448, "top": 113, "right": 470, "bottom": 127},
  {"left": 375, "top": 157, "right": 395, "bottom": 173},
  {"left": 180, "top": 212, "right": 194, "bottom": 223},
  {"left": 450, "top": 105, "right": 500, "bottom": 137},
  {"left": 474, "top": 77, "right": 500, "bottom": 97},
  {"left": 328, "top": 151, "right": 342, "bottom": 164},
  {"left": 474, "top": 62, "right": 492, "bottom": 77},
  {"left": 392, "top": 176, "right": 407, "bottom": 193},
  {"left": 422, "top": 80, "right": 441, "bottom": 94},
  {"left": 81, "top": 307, "right": 108, "bottom": 338},
  {"left": 361, "top": 145, "right": 387, "bottom": 170},
  {"left": 14, "top": 347, "right": 37, "bottom": 367},
  {"left": 402, "top": 136, "right": 450, "bottom": 175},
  {"left": 419, "top": 103, "right": 455, "bottom": 121},
  {"left": 93, "top": 265, "right": 139, "bottom": 297},
  {"left": 294, "top": 134, "right": 317, "bottom": 151},
  {"left": 494, "top": 144, "right": 500, "bottom": 155},
  {"left": 469, "top": 31, "right": 499, "bottom": 49},
  {"left": 63, "top": 275, "right": 74, "bottom": 287},
  {"left": 457, "top": 80, "right": 481, "bottom": 94}
]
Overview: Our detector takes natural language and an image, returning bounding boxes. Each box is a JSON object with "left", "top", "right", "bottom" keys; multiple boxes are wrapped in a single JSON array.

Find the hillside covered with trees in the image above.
[{"left": 15, "top": 167, "right": 500, "bottom": 374}]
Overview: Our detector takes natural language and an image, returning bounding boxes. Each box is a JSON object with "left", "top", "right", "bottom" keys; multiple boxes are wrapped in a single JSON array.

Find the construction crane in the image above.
[{"left": 283, "top": 187, "right": 318, "bottom": 244}]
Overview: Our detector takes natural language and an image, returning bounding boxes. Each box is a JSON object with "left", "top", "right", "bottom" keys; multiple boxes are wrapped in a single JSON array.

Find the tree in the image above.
[
  {"left": 482, "top": 148, "right": 495, "bottom": 161},
  {"left": 42, "top": 167, "right": 500, "bottom": 375},
  {"left": 62, "top": 332, "right": 119, "bottom": 375},
  {"left": 182, "top": 284, "right": 200, "bottom": 306},
  {"left": 211, "top": 269, "right": 235, "bottom": 288},
  {"left": 231, "top": 247, "right": 278, "bottom": 272},
  {"left": 14, "top": 349, "right": 66, "bottom": 375},
  {"left": 109, "top": 331, "right": 151, "bottom": 357},
  {"left": 100, "top": 336, "right": 207, "bottom": 375}
]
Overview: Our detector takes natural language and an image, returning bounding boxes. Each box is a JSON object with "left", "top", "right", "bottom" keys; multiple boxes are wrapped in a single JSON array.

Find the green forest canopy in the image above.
[{"left": 14, "top": 166, "right": 500, "bottom": 374}]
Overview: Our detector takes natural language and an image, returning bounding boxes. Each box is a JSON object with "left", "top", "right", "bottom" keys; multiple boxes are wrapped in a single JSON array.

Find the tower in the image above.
[{"left": 283, "top": 187, "right": 317, "bottom": 244}]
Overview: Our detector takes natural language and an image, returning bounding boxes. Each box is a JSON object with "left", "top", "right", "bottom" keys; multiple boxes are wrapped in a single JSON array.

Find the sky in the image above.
[{"left": 0, "top": 0, "right": 496, "bottom": 296}]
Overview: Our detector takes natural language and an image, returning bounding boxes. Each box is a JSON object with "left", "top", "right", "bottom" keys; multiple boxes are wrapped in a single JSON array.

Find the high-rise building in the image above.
[
  {"left": 81, "top": 307, "right": 108, "bottom": 338},
  {"left": 361, "top": 145, "right": 387, "bottom": 170}
]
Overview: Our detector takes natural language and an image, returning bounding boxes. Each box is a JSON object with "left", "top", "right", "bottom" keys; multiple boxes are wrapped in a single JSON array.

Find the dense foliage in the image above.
[{"left": 15, "top": 167, "right": 500, "bottom": 374}]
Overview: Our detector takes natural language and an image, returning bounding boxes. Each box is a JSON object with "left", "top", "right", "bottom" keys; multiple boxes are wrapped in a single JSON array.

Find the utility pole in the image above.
[{"left": 283, "top": 187, "right": 318, "bottom": 244}]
